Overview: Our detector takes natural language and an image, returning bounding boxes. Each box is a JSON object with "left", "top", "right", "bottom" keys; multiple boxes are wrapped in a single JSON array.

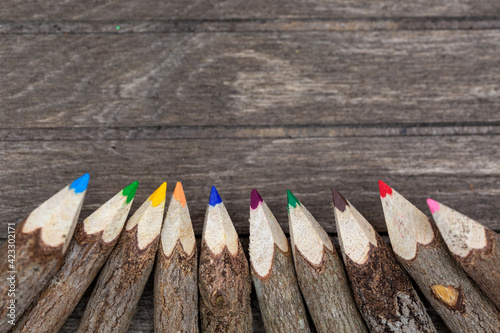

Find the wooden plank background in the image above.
[{"left": 1, "top": 1, "right": 499, "bottom": 332}]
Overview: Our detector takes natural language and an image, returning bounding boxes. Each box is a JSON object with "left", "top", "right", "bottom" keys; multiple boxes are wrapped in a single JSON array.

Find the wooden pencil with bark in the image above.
[
  {"left": 379, "top": 180, "right": 500, "bottom": 333},
  {"left": 287, "top": 190, "right": 367, "bottom": 333},
  {"left": 427, "top": 198, "right": 500, "bottom": 309},
  {"left": 332, "top": 187, "right": 436, "bottom": 333},
  {"left": 0, "top": 174, "right": 89, "bottom": 332},
  {"left": 198, "top": 186, "right": 252, "bottom": 333},
  {"left": 12, "top": 181, "right": 138, "bottom": 333},
  {"left": 154, "top": 182, "right": 198, "bottom": 332},
  {"left": 77, "top": 182, "right": 167, "bottom": 333},
  {"left": 249, "top": 189, "right": 311, "bottom": 332}
]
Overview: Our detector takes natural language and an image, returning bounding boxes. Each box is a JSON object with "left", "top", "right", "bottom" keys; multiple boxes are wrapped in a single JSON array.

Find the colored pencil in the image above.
[
  {"left": 332, "top": 188, "right": 436, "bottom": 333},
  {"left": 12, "top": 181, "right": 137, "bottom": 333},
  {"left": 379, "top": 181, "right": 500, "bottom": 332},
  {"left": 287, "top": 190, "right": 367, "bottom": 333},
  {"left": 427, "top": 198, "right": 500, "bottom": 308},
  {"left": 249, "top": 189, "right": 311, "bottom": 333},
  {"left": 198, "top": 186, "right": 252, "bottom": 333},
  {"left": 77, "top": 182, "right": 166, "bottom": 333},
  {"left": 0, "top": 174, "right": 88, "bottom": 332},
  {"left": 154, "top": 182, "right": 198, "bottom": 332}
]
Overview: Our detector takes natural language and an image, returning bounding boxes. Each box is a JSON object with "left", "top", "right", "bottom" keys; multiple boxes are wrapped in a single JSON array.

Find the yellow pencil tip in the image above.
[
  {"left": 173, "top": 182, "right": 187, "bottom": 207},
  {"left": 149, "top": 182, "right": 167, "bottom": 207}
]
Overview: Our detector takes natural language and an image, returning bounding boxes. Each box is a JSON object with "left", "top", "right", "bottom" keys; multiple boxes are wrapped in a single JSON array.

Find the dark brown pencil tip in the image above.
[{"left": 332, "top": 187, "right": 349, "bottom": 212}]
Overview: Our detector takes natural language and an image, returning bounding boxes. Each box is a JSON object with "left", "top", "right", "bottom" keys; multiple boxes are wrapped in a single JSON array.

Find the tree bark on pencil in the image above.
[
  {"left": 287, "top": 190, "right": 367, "bottom": 333},
  {"left": 11, "top": 183, "right": 136, "bottom": 333},
  {"left": 379, "top": 181, "right": 500, "bottom": 333},
  {"left": 333, "top": 188, "right": 436, "bottom": 332},
  {"left": 249, "top": 189, "right": 311, "bottom": 332},
  {"left": 77, "top": 182, "right": 166, "bottom": 333},
  {"left": 0, "top": 175, "right": 88, "bottom": 332},
  {"left": 154, "top": 182, "right": 198, "bottom": 333},
  {"left": 198, "top": 186, "right": 252, "bottom": 333},
  {"left": 428, "top": 198, "right": 500, "bottom": 309}
]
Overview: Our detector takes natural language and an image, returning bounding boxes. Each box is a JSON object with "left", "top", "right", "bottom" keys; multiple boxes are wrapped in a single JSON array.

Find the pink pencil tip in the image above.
[{"left": 427, "top": 198, "right": 440, "bottom": 214}]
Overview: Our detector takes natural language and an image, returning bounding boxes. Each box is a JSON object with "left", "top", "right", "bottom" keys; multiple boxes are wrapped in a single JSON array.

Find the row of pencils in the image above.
[{"left": 0, "top": 173, "right": 499, "bottom": 332}]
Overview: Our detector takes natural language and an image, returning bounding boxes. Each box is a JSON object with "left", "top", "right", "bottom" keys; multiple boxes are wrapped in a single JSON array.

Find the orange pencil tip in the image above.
[
  {"left": 173, "top": 182, "right": 187, "bottom": 207},
  {"left": 149, "top": 182, "right": 167, "bottom": 207}
]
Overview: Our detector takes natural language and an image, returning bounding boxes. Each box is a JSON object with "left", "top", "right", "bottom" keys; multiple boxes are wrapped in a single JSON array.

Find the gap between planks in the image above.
[
  {"left": 1, "top": 123, "right": 500, "bottom": 141},
  {"left": 1, "top": 17, "right": 500, "bottom": 34}
]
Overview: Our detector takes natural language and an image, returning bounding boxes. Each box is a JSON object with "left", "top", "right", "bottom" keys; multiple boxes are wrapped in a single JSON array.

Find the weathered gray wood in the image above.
[
  {"left": 1, "top": 124, "right": 500, "bottom": 142},
  {"left": 1, "top": 31, "right": 500, "bottom": 129},
  {"left": 2, "top": 18, "right": 500, "bottom": 34},
  {"left": 1, "top": 0, "right": 500, "bottom": 21},
  {"left": 1, "top": 136, "right": 499, "bottom": 237}
]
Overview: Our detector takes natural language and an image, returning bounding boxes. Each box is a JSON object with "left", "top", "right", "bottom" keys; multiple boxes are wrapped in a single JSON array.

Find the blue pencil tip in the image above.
[
  {"left": 70, "top": 173, "right": 90, "bottom": 193},
  {"left": 209, "top": 186, "right": 223, "bottom": 206}
]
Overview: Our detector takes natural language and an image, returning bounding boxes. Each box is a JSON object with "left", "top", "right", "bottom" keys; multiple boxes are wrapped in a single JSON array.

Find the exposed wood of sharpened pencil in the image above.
[
  {"left": 379, "top": 181, "right": 500, "bottom": 333},
  {"left": 428, "top": 199, "right": 500, "bottom": 309},
  {"left": 11, "top": 181, "right": 137, "bottom": 333},
  {"left": 77, "top": 182, "right": 166, "bottom": 333},
  {"left": 154, "top": 182, "right": 198, "bottom": 333},
  {"left": 199, "top": 186, "right": 252, "bottom": 333},
  {"left": 0, "top": 174, "right": 88, "bottom": 332},
  {"left": 249, "top": 189, "right": 311, "bottom": 333},
  {"left": 332, "top": 188, "right": 436, "bottom": 333},
  {"left": 287, "top": 190, "right": 367, "bottom": 333}
]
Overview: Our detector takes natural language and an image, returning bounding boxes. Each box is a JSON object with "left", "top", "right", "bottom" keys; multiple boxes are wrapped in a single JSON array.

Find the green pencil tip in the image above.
[
  {"left": 287, "top": 190, "right": 300, "bottom": 211},
  {"left": 122, "top": 181, "right": 139, "bottom": 203}
]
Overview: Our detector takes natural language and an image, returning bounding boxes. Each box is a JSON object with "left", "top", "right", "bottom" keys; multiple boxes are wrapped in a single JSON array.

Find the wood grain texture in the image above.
[
  {"left": 2, "top": 0, "right": 500, "bottom": 20},
  {"left": 1, "top": 31, "right": 500, "bottom": 129},
  {"left": 154, "top": 242, "right": 198, "bottom": 333},
  {"left": 1, "top": 136, "right": 499, "bottom": 238}
]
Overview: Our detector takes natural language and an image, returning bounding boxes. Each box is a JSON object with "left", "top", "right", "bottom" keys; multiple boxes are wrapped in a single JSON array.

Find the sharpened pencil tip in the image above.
[
  {"left": 250, "top": 189, "right": 263, "bottom": 209},
  {"left": 70, "top": 173, "right": 90, "bottom": 193},
  {"left": 332, "top": 187, "right": 349, "bottom": 212},
  {"left": 378, "top": 180, "right": 393, "bottom": 198},
  {"left": 173, "top": 182, "right": 187, "bottom": 207},
  {"left": 149, "top": 182, "right": 167, "bottom": 207},
  {"left": 427, "top": 198, "right": 440, "bottom": 214},
  {"left": 287, "top": 190, "right": 300, "bottom": 211},
  {"left": 209, "top": 186, "right": 222, "bottom": 206},
  {"left": 122, "top": 181, "right": 139, "bottom": 203}
]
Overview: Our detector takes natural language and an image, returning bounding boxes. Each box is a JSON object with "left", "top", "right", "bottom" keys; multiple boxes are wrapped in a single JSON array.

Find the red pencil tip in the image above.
[{"left": 378, "top": 180, "right": 393, "bottom": 198}]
